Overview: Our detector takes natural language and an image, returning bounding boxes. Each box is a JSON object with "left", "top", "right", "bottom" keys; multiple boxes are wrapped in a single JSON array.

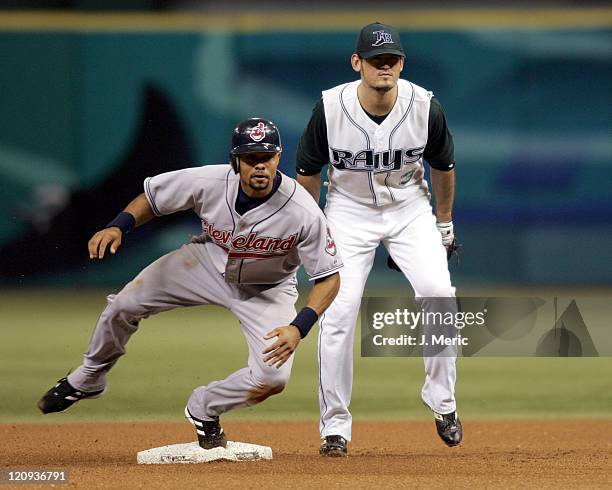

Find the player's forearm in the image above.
[
  {"left": 306, "top": 272, "right": 340, "bottom": 315},
  {"left": 297, "top": 173, "right": 322, "bottom": 204},
  {"left": 430, "top": 168, "right": 455, "bottom": 222},
  {"left": 123, "top": 193, "right": 155, "bottom": 227},
  {"left": 89, "top": 193, "right": 154, "bottom": 259}
]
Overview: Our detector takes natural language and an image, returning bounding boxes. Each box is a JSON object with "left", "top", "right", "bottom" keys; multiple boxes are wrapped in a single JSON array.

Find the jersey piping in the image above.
[{"left": 339, "top": 84, "right": 377, "bottom": 206}]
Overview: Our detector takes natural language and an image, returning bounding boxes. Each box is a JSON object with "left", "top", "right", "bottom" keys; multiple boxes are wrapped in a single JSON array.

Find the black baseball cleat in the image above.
[
  {"left": 37, "top": 377, "right": 105, "bottom": 414},
  {"left": 433, "top": 410, "right": 462, "bottom": 447},
  {"left": 185, "top": 407, "right": 227, "bottom": 450},
  {"left": 319, "top": 435, "right": 348, "bottom": 457}
]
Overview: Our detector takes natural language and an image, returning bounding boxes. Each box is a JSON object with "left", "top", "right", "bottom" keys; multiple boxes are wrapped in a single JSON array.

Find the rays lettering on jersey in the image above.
[
  {"left": 201, "top": 218, "right": 297, "bottom": 258},
  {"left": 330, "top": 147, "right": 425, "bottom": 173}
]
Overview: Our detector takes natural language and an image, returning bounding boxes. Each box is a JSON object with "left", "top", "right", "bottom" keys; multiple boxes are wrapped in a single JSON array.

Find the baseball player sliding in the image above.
[
  {"left": 296, "top": 22, "right": 461, "bottom": 456},
  {"left": 38, "top": 118, "right": 342, "bottom": 450}
]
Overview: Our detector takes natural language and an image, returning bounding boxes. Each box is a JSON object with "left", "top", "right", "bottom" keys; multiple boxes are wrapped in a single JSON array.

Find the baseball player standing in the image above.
[
  {"left": 296, "top": 22, "right": 461, "bottom": 457},
  {"left": 38, "top": 118, "right": 342, "bottom": 450}
]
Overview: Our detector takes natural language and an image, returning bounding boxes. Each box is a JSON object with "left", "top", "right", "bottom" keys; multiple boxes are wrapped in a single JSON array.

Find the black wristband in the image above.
[
  {"left": 290, "top": 306, "right": 319, "bottom": 339},
  {"left": 106, "top": 211, "right": 135, "bottom": 235}
]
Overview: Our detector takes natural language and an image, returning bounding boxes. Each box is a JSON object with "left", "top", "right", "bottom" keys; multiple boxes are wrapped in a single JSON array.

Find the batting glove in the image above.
[
  {"left": 436, "top": 221, "right": 454, "bottom": 245},
  {"left": 436, "top": 221, "right": 459, "bottom": 261}
]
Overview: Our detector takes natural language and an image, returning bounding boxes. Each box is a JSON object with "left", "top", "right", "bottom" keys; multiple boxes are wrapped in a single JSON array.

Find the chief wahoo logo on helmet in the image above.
[
  {"left": 250, "top": 122, "right": 266, "bottom": 142},
  {"left": 229, "top": 118, "right": 282, "bottom": 173}
]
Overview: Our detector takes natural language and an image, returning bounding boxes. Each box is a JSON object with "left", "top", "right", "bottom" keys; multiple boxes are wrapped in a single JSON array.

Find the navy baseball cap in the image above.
[{"left": 355, "top": 22, "right": 405, "bottom": 59}]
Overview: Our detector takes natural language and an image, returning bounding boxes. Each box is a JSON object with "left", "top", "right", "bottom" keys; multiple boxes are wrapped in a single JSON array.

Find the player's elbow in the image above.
[
  {"left": 315, "top": 271, "right": 339, "bottom": 284},
  {"left": 296, "top": 172, "right": 322, "bottom": 201},
  {"left": 314, "top": 272, "right": 341, "bottom": 312},
  {"left": 326, "top": 272, "right": 341, "bottom": 300}
]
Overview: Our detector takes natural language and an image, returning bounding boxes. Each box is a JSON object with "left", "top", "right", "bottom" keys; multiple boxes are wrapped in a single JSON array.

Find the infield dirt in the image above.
[{"left": 2, "top": 420, "right": 611, "bottom": 488}]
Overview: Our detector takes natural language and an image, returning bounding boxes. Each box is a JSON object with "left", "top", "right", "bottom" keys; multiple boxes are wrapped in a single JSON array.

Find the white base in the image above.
[{"left": 137, "top": 441, "right": 273, "bottom": 464}]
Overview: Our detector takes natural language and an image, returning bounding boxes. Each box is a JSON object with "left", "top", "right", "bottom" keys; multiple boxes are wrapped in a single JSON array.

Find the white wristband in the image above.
[{"left": 436, "top": 221, "right": 454, "bottom": 245}]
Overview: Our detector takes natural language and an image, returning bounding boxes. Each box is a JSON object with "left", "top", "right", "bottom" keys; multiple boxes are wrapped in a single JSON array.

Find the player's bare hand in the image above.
[
  {"left": 88, "top": 227, "right": 122, "bottom": 260},
  {"left": 262, "top": 325, "right": 301, "bottom": 368}
]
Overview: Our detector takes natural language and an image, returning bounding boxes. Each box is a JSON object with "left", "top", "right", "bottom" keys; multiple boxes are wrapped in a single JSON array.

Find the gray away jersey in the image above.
[
  {"left": 144, "top": 165, "right": 343, "bottom": 284},
  {"left": 323, "top": 79, "right": 434, "bottom": 206}
]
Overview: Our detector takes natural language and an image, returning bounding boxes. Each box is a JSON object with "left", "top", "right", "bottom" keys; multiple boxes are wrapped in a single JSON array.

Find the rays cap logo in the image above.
[{"left": 356, "top": 22, "right": 405, "bottom": 59}]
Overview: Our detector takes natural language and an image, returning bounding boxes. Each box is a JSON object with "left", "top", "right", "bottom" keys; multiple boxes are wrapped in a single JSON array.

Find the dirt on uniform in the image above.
[{"left": 2, "top": 420, "right": 612, "bottom": 488}]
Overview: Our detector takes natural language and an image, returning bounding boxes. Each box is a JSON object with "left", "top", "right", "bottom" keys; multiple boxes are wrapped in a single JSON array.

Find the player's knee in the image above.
[
  {"left": 252, "top": 369, "right": 289, "bottom": 399},
  {"left": 263, "top": 368, "right": 290, "bottom": 390},
  {"left": 104, "top": 291, "right": 145, "bottom": 323},
  {"left": 107, "top": 293, "right": 132, "bottom": 314},
  {"left": 415, "top": 280, "right": 454, "bottom": 298},
  {"left": 261, "top": 382, "right": 287, "bottom": 397},
  {"left": 247, "top": 378, "right": 287, "bottom": 405}
]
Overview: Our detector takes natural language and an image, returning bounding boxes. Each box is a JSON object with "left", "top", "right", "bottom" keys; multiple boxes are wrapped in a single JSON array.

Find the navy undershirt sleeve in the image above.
[
  {"left": 296, "top": 99, "right": 329, "bottom": 176},
  {"left": 424, "top": 97, "right": 455, "bottom": 171}
]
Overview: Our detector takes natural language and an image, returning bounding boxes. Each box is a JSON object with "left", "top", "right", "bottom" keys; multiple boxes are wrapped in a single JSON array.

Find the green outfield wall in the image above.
[{"left": 1, "top": 9, "right": 611, "bottom": 286}]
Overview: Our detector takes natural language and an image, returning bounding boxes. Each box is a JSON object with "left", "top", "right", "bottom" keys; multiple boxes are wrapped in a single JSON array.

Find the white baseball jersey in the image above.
[
  {"left": 302, "top": 78, "right": 458, "bottom": 442},
  {"left": 323, "top": 79, "right": 433, "bottom": 206},
  {"left": 144, "top": 164, "right": 343, "bottom": 284}
]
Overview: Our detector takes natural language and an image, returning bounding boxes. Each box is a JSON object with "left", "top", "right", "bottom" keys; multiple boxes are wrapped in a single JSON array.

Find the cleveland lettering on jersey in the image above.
[
  {"left": 202, "top": 217, "right": 297, "bottom": 257},
  {"left": 330, "top": 147, "right": 425, "bottom": 173}
]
